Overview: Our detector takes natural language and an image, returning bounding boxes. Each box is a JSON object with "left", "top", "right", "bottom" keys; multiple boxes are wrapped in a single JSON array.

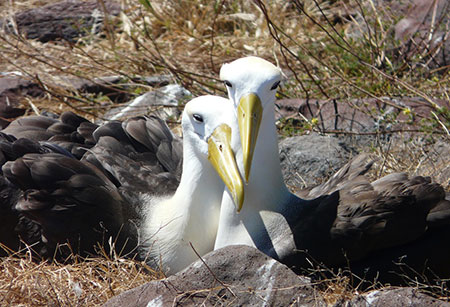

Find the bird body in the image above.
[
  {"left": 0, "top": 96, "right": 243, "bottom": 275},
  {"left": 215, "top": 56, "right": 447, "bottom": 283},
  {"left": 215, "top": 103, "right": 294, "bottom": 257},
  {"left": 216, "top": 56, "right": 296, "bottom": 258},
  {"left": 140, "top": 96, "right": 237, "bottom": 272}
]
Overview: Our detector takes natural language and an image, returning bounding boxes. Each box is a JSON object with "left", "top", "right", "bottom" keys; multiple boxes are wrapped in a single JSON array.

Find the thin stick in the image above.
[{"left": 189, "top": 242, "right": 236, "bottom": 297}]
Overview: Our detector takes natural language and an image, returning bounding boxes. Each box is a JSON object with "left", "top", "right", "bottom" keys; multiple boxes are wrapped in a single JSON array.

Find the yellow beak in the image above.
[
  {"left": 237, "top": 93, "right": 263, "bottom": 183},
  {"left": 208, "top": 124, "right": 244, "bottom": 212}
]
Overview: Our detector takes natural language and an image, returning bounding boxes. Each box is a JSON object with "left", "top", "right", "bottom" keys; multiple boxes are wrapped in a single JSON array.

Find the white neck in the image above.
[
  {"left": 142, "top": 137, "right": 223, "bottom": 274},
  {"left": 215, "top": 100, "right": 292, "bottom": 251},
  {"left": 173, "top": 141, "right": 225, "bottom": 220}
]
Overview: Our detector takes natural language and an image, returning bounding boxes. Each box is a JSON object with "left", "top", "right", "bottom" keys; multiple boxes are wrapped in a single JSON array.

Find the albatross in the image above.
[
  {"left": 1, "top": 95, "right": 243, "bottom": 274},
  {"left": 138, "top": 95, "right": 243, "bottom": 273},
  {"left": 215, "top": 56, "right": 448, "bottom": 283}
]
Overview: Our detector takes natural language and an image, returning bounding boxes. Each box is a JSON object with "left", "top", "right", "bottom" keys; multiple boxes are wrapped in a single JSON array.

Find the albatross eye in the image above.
[
  {"left": 224, "top": 80, "right": 232, "bottom": 88},
  {"left": 270, "top": 81, "right": 280, "bottom": 90},
  {"left": 193, "top": 114, "right": 204, "bottom": 123}
]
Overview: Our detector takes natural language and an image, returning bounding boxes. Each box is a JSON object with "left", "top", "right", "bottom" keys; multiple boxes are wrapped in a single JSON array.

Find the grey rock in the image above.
[
  {"left": 428, "top": 141, "right": 450, "bottom": 189},
  {"left": 341, "top": 0, "right": 449, "bottom": 70},
  {"left": 279, "top": 134, "right": 356, "bottom": 190},
  {"left": 61, "top": 75, "right": 132, "bottom": 104},
  {"left": 103, "top": 84, "right": 191, "bottom": 122},
  {"left": 394, "top": 0, "right": 449, "bottom": 70},
  {"left": 55, "top": 75, "right": 172, "bottom": 104},
  {"left": 104, "top": 245, "right": 324, "bottom": 306},
  {"left": 276, "top": 98, "right": 379, "bottom": 133},
  {"left": 276, "top": 97, "right": 450, "bottom": 180},
  {"left": 0, "top": 75, "right": 44, "bottom": 128},
  {"left": 395, "top": 0, "right": 448, "bottom": 41},
  {"left": 1, "top": 0, "right": 121, "bottom": 43},
  {"left": 349, "top": 288, "right": 450, "bottom": 306},
  {"left": 276, "top": 97, "right": 449, "bottom": 134},
  {"left": 345, "top": 0, "right": 414, "bottom": 40},
  {"left": 138, "top": 75, "right": 172, "bottom": 87},
  {"left": 64, "top": 75, "right": 171, "bottom": 93},
  {"left": 0, "top": 73, "right": 180, "bottom": 128},
  {"left": 345, "top": 0, "right": 449, "bottom": 70}
]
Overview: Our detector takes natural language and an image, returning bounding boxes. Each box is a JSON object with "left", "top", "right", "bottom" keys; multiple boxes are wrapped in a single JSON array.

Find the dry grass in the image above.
[
  {"left": 368, "top": 136, "right": 450, "bottom": 189},
  {"left": 0, "top": 250, "right": 162, "bottom": 306},
  {"left": 1, "top": 0, "right": 447, "bottom": 116}
]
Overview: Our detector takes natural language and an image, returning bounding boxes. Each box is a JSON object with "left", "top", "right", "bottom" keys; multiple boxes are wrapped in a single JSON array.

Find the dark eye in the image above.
[
  {"left": 224, "top": 80, "right": 232, "bottom": 88},
  {"left": 270, "top": 81, "right": 280, "bottom": 90},
  {"left": 193, "top": 114, "right": 203, "bottom": 123}
]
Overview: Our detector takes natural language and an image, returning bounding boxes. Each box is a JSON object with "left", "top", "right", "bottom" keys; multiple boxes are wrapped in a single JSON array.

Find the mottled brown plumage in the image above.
[
  {"left": 284, "top": 154, "right": 447, "bottom": 282},
  {"left": 0, "top": 97, "right": 238, "bottom": 275},
  {"left": 0, "top": 111, "right": 182, "bottom": 259}
]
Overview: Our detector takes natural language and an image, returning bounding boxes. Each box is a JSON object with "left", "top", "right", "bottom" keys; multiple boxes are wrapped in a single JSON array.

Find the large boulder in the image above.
[
  {"left": 1, "top": 0, "right": 121, "bottom": 43},
  {"left": 104, "top": 245, "right": 325, "bottom": 306},
  {"left": 394, "top": 0, "right": 449, "bottom": 70},
  {"left": 276, "top": 96, "right": 450, "bottom": 190},
  {"left": 279, "top": 134, "right": 356, "bottom": 190},
  {"left": 104, "top": 245, "right": 450, "bottom": 306},
  {"left": 276, "top": 97, "right": 450, "bottom": 134},
  {"left": 349, "top": 288, "right": 450, "bottom": 306}
]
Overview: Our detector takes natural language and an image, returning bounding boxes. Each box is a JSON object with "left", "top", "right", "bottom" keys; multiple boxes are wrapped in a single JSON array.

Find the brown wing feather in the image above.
[
  {"left": 0, "top": 111, "right": 182, "bottom": 261},
  {"left": 3, "top": 153, "right": 135, "bottom": 259},
  {"left": 279, "top": 153, "right": 447, "bottom": 285}
]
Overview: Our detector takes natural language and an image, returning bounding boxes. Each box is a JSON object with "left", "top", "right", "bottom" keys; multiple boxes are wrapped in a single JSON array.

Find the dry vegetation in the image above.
[
  {"left": 0, "top": 249, "right": 163, "bottom": 306},
  {"left": 0, "top": 0, "right": 449, "bottom": 305},
  {"left": 1, "top": 0, "right": 448, "bottom": 118}
]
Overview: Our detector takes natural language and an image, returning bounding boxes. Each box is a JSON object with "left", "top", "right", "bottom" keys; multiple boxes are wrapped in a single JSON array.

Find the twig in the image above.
[
  {"left": 189, "top": 242, "right": 236, "bottom": 297},
  {"left": 378, "top": 137, "right": 392, "bottom": 177},
  {"left": 305, "top": 129, "right": 447, "bottom": 136},
  {"left": 431, "top": 111, "right": 450, "bottom": 136}
]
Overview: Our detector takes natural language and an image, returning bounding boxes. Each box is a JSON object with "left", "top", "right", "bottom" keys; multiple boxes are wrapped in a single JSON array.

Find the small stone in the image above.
[
  {"left": 0, "top": 75, "right": 45, "bottom": 128},
  {"left": 349, "top": 288, "right": 450, "bottom": 306},
  {"left": 103, "top": 84, "right": 191, "bottom": 122}
]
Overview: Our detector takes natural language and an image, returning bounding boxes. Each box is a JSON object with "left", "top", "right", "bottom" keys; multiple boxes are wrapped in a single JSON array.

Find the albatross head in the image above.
[
  {"left": 220, "top": 56, "right": 281, "bottom": 183},
  {"left": 182, "top": 95, "right": 244, "bottom": 211}
]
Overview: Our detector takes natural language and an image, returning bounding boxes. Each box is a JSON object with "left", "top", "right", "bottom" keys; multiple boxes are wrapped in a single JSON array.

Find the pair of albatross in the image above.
[
  {"left": 1, "top": 56, "right": 448, "bottom": 281},
  {"left": 214, "top": 56, "right": 449, "bottom": 283}
]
